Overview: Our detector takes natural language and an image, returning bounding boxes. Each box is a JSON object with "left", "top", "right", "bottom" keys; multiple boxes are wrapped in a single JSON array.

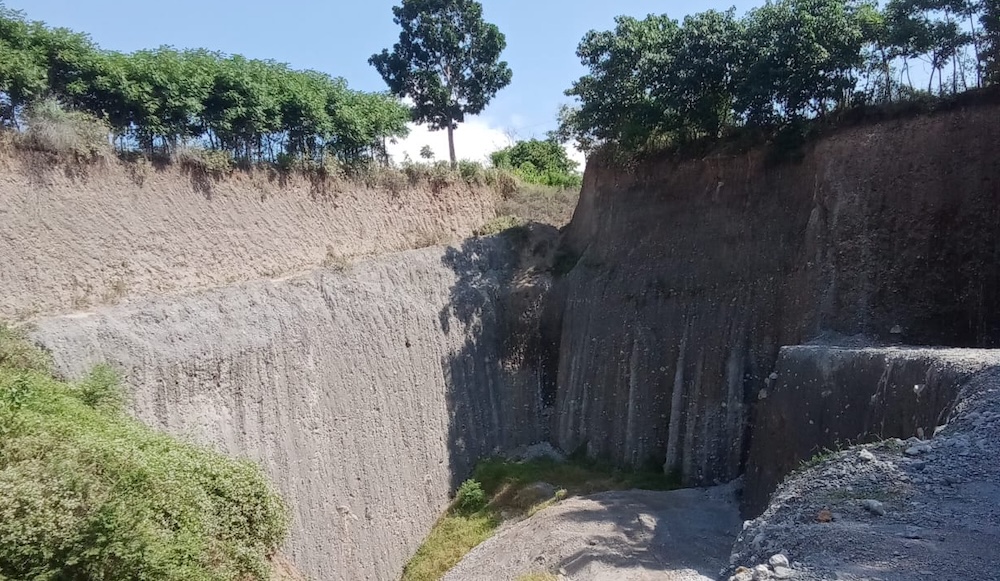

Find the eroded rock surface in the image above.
[
  {"left": 731, "top": 358, "right": 1000, "bottom": 580},
  {"left": 31, "top": 235, "right": 554, "bottom": 581}
]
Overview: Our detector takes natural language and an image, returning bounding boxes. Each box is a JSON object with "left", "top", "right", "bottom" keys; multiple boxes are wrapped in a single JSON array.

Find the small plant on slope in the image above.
[{"left": 0, "top": 324, "right": 289, "bottom": 581}]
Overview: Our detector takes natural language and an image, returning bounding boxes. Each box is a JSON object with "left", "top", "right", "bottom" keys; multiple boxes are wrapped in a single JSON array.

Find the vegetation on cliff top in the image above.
[
  {"left": 370, "top": 0, "right": 513, "bottom": 166},
  {"left": 0, "top": 2, "right": 409, "bottom": 165},
  {"left": 0, "top": 324, "right": 289, "bottom": 581},
  {"left": 557, "top": 0, "right": 1000, "bottom": 153}
]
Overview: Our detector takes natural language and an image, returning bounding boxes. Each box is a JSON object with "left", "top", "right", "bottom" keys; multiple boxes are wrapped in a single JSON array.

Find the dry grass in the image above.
[
  {"left": 413, "top": 227, "right": 452, "bottom": 249},
  {"left": 516, "top": 574, "right": 561, "bottom": 581},
  {"left": 16, "top": 98, "right": 112, "bottom": 159},
  {"left": 174, "top": 146, "right": 234, "bottom": 175},
  {"left": 498, "top": 184, "right": 579, "bottom": 228},
  {"left": 322, "top": 246, "right": 352, "bottom": 272}
]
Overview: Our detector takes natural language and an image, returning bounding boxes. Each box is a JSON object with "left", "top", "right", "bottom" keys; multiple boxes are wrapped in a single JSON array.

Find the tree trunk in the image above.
[{"left": 447, "top": 124, "right": 457, "bottom": 168}]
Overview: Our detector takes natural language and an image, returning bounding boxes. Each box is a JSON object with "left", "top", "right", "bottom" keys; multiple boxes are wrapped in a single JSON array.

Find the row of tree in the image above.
[
  {"left": 557, "top": 0, "right": 1000, "bottom": 151},
  {"left": 0, "top": 4, "right": 410, "bottom": 163}
]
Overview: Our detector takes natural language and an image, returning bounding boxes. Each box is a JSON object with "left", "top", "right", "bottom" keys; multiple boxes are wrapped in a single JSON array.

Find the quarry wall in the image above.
[
  {"left": 549, "top": 97, "right": 1000, "bottom": 487},
  {"left": 0, "top": 150, "right": 498, "bottom": 321},
  {"left": 31, "top": 238, "right": 549, "bottom": 581},
  {"left": 742, "top": 345, "right": 1000, "bottom": 515}
]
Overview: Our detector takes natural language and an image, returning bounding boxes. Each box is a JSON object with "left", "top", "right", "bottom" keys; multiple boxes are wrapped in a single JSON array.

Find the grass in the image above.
[
  {"left": 401, "top": 456, "right": 679, "bottom": 581},
  {"left": 474, "top": 214, "right": 525, "bottom": 237},
  {"left": 0, "top": 324, "right": 289, "bottom": 581},
  {"left": 497, "top": 183, "right": 579, "bottom": 228},
  {"left": 17, "top": 98, "right": 112, "bottom": 159},
  {"left": 517, "top": 574, "right": 561, "bottom": 581}
]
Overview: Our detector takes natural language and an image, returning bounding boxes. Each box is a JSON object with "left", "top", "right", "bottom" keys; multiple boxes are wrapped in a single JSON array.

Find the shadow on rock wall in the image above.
[{"left": 437, "top": 225, "right": 560, "bottom": 488}]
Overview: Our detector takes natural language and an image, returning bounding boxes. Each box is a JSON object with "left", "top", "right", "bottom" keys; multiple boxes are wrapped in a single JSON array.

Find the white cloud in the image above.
[
  {"left": 388, "top": 117, "right": 513, "bottom": 164},
  {"left": 387, "top": 116, "right": 588, "bottom": 170}
]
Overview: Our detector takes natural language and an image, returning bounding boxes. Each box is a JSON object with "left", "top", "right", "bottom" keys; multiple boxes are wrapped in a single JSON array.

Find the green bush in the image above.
[
  {"left": 454, "top": 479, "right": 487, "bottom": 513},
  {"left": 0, "top": 324, "right": 289, "bottom": 581}
]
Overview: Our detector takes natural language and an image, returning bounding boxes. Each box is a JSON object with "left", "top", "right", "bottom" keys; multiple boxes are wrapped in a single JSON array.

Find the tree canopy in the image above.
[
  {"left": 370, "top": 0, "right": 512, "bottom": 165},
  {"left": 490, "top": 138, "right": 582, "bottom": 188},
  {"left": 558, "top": 0, "right": 997, "bottom": 152},
  {"left": 0, "top": 3, "right": 410, "bottom": 165}
]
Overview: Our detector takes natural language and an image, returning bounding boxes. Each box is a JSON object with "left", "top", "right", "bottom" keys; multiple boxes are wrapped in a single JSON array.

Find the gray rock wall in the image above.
[
  {"left": 549, "top": 98, "right": 1000, "bottom": 485},
  {"left": 32, "top": 238, "right": 547, "bottom": 581},
  {"left": 742, "top": 345, "right": 1000, "bottom": 516}
]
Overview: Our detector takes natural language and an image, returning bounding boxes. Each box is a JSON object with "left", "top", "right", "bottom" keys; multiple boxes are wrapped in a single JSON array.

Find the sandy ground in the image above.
[{"left": 445, "top": 484, "right": 742, "bottom": 581}]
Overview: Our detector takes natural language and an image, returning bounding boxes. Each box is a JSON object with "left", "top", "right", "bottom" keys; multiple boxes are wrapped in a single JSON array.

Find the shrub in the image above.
[
  {"left": 0, "top": 325, "right": 51, "bottom": 374},
  {"left": 19, "top": 98, "right": 111, "bottom": 157},
  {"left": 454, "top": 479, "right": 487, "bottom": 512},
  {"left": 175, "top": 146, "right": 234, "bottom": 175},
  {"left": 474, "top": 215, "right": 524, "bottom": 237},
  {"left": 0, "top": 324, "right": 289, "bottom": 581}
]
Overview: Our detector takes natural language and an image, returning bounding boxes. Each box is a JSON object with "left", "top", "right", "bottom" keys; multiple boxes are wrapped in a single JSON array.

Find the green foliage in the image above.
[
  {"left": 0, "top": 323, "right": 289, "bottom": 581},
  {"left": 559, "top": 0, "right": 996, "bottom": 153},
  {"left": 76, "top": 364, "right": 125, "bottom": 412},
  {"left": 0, "top": 324, "right": 51, "bottom": 374},
  {"left": 454, "top": 479, "right": 487, "bottom": 512},
  {"left": 402, "top": 455, "right": 679, "bottom": 581},
  {"left": 490, "top": 138, "right": 582, "bottom": 188},
  {"left": 0, "top": 5, "right": 409, "bottom": 166},
  {"left": 370, "top": 0, "right": 513, "bottom": 164}
]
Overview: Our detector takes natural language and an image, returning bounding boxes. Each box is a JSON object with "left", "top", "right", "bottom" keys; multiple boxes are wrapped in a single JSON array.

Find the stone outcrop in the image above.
[
  {"left": 548, "top": 95, "right": 1000, "bottom": 486},
  {"left": 31, "top": 235, "right": 551, "bottom": 581},
  {"left": 742, "top": 345, "right": 1000, "bottom": 515}
]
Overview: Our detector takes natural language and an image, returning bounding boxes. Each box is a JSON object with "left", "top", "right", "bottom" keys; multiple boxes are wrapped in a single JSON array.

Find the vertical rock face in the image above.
[
  {"left": 742, "top": 345, "right": 1000, "bottom": 516},
  {"left": 550, "top": 96, "right": 1000, "bottom": 486},
  {"left": 32, "top": 237, "right": 550, "bottom": 581}
]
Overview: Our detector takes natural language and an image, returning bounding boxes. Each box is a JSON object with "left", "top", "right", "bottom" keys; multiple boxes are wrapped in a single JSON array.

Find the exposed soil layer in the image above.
[
  {"left": 548, "top": 99, "right": 1000, "bottom": 487},
  {"left": 0, "top": 149, "right": 497, "bottom": 320}
]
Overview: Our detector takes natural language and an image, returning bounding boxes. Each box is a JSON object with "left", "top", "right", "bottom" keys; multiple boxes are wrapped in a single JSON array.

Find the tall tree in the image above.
[
  {"left": 983, "top": 0, "right": 1000, "bottom": 83},
  {"left": 369, "top": 0, "right": 512, "bottom": 166}
]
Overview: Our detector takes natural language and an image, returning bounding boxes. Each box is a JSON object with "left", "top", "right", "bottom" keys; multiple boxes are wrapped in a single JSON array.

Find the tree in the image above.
[
  {"left": 490, "top": 138, "right": 582, "bottom": 188},
  {"left": 369, "top": 0, "right": 512, "bottom": 166},
  {"left": 419, "top": 144, "right": 434, "bottom": 160},
  {"left": 982, "top": 0, "right": 999, "bottom": 83}
]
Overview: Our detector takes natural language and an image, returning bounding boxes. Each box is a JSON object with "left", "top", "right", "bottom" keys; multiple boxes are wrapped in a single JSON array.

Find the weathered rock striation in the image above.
[
  {"left": 547, "top": 96, "right": 1000, "bottom": 489},
  {"left": 0, "top": 150, "right": 498, "bottom": 320},
  {"left": 31, "top": 234, "right": 552, "bottom": 581}
]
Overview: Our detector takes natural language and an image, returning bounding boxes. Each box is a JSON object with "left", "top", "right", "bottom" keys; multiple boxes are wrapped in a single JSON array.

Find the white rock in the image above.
[
  {"left": 861, "top": 499, "right": 886, "bottom": 516},
  {"left": 753, "top": 564, "right": 772, "bottom": 580},
  {"left": 772, "top": 565, "right": 795, "bottom": 579},
  {"left": 859, "top": 449, "right": 876, "bottom": 462},
  {"left": 730, "top": 570, "right": 754, "bottom": 581},
  {"left": 768, "top": 554, "right": 790, "bottom": 569}
]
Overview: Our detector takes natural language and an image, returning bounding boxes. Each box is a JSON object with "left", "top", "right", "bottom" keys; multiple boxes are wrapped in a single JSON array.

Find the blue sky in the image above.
[{"left": 7, "top": 0, "right": 757, "bottom": 162}]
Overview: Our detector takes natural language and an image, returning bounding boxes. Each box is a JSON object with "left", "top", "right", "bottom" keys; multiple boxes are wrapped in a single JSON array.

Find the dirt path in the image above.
[{"left": 444, "top": 484, "right": 742, "bottom": 581}]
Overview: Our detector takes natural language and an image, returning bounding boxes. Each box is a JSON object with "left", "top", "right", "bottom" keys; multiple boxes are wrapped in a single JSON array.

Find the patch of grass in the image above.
[
  {"left": 322, "top": 245, "right": 352, "bottom": 273},
  {"left": 175, "top": 146, "right": 234, "bottom": 175},
  {"left": 401, "top": 456, "right": 678, "bottom": 581},
  {"left": 17, "top": 98, "right": 111, "bottom": 159},
  {"left": 497, "top": 184, "right": 579, "bottom": 228},
  {"left": 0, "top": 324, "right": 289, "bottom": 581},
  {"left": 474, "top": 214, "right": 525, "bottom": 237}
]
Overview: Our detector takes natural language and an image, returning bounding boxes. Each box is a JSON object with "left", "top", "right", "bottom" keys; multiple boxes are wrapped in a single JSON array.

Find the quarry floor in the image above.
[{"left": 444, "top": 484, "right": 743, "bottom": 581}]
